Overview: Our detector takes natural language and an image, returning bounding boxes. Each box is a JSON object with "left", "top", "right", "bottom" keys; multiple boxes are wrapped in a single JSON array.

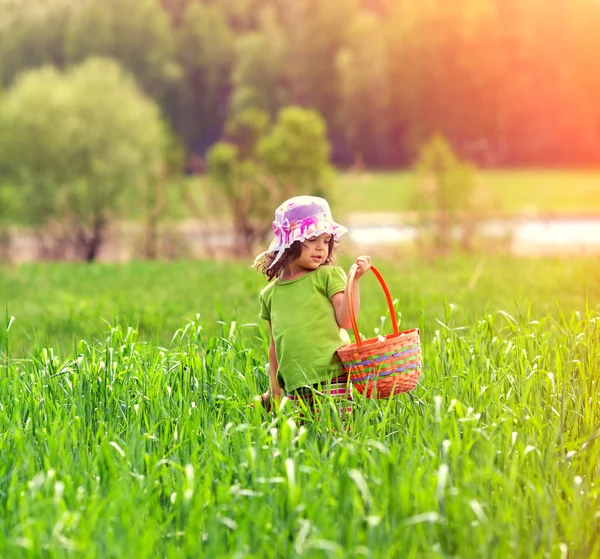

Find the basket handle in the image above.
[{"left": 347, "top": 264, "right": 399, "bottom": 347}]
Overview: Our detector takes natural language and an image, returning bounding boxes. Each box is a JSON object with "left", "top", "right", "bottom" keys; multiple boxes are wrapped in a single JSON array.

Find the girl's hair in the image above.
[{"left": 259, "top": 237, "right": 338, "bottom": 282}]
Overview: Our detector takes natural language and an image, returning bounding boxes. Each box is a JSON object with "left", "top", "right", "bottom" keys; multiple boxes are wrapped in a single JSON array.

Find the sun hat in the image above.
[{"left": 253, "top": 196, "right": 348, "bottom": 269}]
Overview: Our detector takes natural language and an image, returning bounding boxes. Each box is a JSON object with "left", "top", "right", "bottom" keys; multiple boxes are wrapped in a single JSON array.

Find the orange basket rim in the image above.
[{"left": 338, "top": 327, "right": 420, "bottom": 356}]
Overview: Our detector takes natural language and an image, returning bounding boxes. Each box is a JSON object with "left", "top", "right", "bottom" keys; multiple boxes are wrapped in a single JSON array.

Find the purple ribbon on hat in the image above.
[
  {"left": 272, "top": 217, "right": 291, "bottom": 243},
  {"left": 299, "top": 215, "right": 319, "bottom": 236}
]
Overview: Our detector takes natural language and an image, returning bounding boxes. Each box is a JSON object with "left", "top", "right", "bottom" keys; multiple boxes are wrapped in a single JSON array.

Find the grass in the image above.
[
  {"left": 1, "top": 255, "right": 600, "bottom": 354},
  {"left": 334, "top": 169, "right": 600, "bottom": 217},
  {"left": 163, "top": 169, "right": 600, "bottom": 224},
  {"left": 1, "top": 255, "right": 599, "bottom": 557}
]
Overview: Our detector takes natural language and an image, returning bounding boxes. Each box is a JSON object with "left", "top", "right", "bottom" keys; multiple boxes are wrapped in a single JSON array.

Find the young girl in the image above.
[{"left": 253, "top": 195, "right": 371, "bottom": 414}]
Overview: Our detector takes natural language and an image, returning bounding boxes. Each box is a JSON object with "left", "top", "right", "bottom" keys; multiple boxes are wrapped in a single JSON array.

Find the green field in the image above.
[
  {"left": 165, "top": 170, "right": 600, "bottom": 223},
  {"left": 335, "top": 169, "right": 600, "bottom": 217},
  {"left": 1, "top": 256, "right": 599, "bottom": 557}
]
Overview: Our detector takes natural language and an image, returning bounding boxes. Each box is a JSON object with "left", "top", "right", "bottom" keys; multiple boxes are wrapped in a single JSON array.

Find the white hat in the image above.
[{"left": 253, "top": 196, "right": 348, "bottom": 269}]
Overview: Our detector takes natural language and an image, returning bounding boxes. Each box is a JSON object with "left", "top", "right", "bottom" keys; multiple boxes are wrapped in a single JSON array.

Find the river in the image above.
[{"left": 346, "top": 215, "right": 600, "bottom": 255}]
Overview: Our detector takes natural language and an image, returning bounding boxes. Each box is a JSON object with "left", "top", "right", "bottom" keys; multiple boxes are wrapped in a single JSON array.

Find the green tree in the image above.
[
  {"left": 65, "top": 0, "right": 179, "bottom": 97},
  {"left": 0, "top": 0, "right": 71, "bottom": 87},
  {"left": 142, "top": 126, "right": 186, "bottom": 260},
  {"left": 207, "top": 106, "right": 334, "bottom": 256},
  {"left": 175, "top": 1, "right": 234, "bottom": 153},
  {"left": 280, "top": 0, "right": 359, "bottom": 129},
  {"left": 386, "top": 0, "right": 500, "bottom": 161},
  {"left": 0, "top": 58, "right": 168, "bottom": 261},
  {"left": 412, "top": 134, "right": 478, "bottom": 253},
  {"left": 336, "top": 10, "right": 390, "bottom": 166},
  {"left": 258, "top": 106, "right": 333, "bottom": 199},
  {"left": 207, "top": 108, "right": 270, "bottom": 256},
  {"left": 230, "top": 8, "right": 289, "bottom": 118},
  {"left": 225, "top": 107, "right": 270, "bottom": 160}
]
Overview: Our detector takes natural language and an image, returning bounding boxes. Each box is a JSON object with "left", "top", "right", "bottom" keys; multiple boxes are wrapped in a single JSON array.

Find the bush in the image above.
[{"left": 0, "top": 57, "right": 168, "bottom": 261}]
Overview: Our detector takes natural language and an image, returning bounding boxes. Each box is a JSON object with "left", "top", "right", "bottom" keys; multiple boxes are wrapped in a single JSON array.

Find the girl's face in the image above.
[{"left": 294, "top": 233, "right": 332, "bottom": 272}]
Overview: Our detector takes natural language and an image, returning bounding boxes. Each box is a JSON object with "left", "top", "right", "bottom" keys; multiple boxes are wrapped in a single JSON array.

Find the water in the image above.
[
  {"left": 347, "top": 216, "right": 600, "bottom": 255},
  {"left": 7, "top": 217, "right": 600, "bottom": 262}
]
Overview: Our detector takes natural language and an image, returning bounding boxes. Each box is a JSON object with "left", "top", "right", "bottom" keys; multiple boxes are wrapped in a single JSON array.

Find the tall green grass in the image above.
[
  {"left": 0, "top": 257, "right": 599, "bottom": 557},
  {"left": 0, "top": 309, "right": 598, "bottom": 557},
  {"left": 2, "top": 255, "right": 599, "bottom": 355}
]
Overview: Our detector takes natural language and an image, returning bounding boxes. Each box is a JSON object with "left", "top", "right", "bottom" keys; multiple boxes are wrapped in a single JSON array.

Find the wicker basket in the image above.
[{"left": 336, "top": 265, "right": 421, "bottom": 398}]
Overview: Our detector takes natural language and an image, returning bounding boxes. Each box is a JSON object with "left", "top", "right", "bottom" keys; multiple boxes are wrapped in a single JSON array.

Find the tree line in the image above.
[{"left": 1, "top": 0, "right": 599, "bottom": 168}]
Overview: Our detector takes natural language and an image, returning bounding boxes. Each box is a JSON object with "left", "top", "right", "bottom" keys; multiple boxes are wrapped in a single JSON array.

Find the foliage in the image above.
[
  {"left": 0, "top": 57, "right": 167, "bottom": 261},
  {"left": 2, "top": 0, "right": 600, "bottom": 166},
  {"left": 64, "top": 0, "right": 180, "bottom": 96},
  {"left": 0, "top": 257, "right": 599, "bottom": 556},
  {"left": 206, "top": 141, "right": 260, "bottom": 251},
  {"left": 141, "top": 124, "right": 187, "bottom": 260},
  {"left": 206, "top": 110, "right": 268, "bottom": 255},
  {"left": 225, "top": 107, "right": 270, "bottom": 160},
  {"left": 230, "top": 8, "right": 290, "bottom": 117},
  {"left": 175, "top": 1, "right": 235, "bottom": 151},
  {"left": 0, "top": 0, "right": 72, "bottom": 87},
  {"left": 258, "top": 106, "right": 333, "bottom": 198},
  {"left": 412, "top": 134, "right": 479, "bottom": 252},
  {"left": 207, "top": 106, "right": 334, "bottom": 256},
  {"left": 335, "top": 10, "right": 390, "bottom": 166}
]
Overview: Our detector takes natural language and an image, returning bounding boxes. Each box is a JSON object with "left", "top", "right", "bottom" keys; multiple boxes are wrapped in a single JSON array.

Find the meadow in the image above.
[
  {"left": 334, "top": 169, "right": 600, "bottom": 217},
  {"left": 160, "top": 169, "right": 600, "bottom": 223},
  {"left": 1, "top": 254, "right": 599, "bottom": 557}
]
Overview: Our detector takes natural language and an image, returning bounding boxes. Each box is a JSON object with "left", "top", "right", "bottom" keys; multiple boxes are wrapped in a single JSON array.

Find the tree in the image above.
[
  {"left": 65, "top": 0, "right": 179, "bottom": 98},
  {"left": 385, "top": 0, "right": 501, "bottom": 162},
  {"left": 0, "top": 179, "right": 12, "bottom": 261},
  {"left": 142, "top": 126, "right": 186, "bottom": 260},
  {"left": 207, "top": 106, "right": 334, "bottom": 256},
  {"left": 258, "top": 106, "right": 333, "bottom": 199},
  {"left": 0, "top": 0, "right": 72, "bottom": 87},
  {"left": 0, "top": 58, "right": 168, "bottom": 261},
  {"left": 336, "top": 10, "right": 390, "bottom": 166},
  {"left": 230, "top": 8, "right": 290, "bottom": 118},
  {"left": 280, "top": 0, "right": 360, "bottom": 129},
  {"left": 207, "top": 108, "right": 270, "bottom": 256},
  {"left": 175, "top": 1, "right": 234, "bottom": 153},
  {"left": 412, "top": 134, "right": 478, "bottom": 254}
]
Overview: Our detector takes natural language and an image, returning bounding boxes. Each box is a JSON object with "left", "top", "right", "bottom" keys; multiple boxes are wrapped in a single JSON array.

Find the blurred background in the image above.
[{"left": 1, "top": 0, "right": 599, "bottom": 263}]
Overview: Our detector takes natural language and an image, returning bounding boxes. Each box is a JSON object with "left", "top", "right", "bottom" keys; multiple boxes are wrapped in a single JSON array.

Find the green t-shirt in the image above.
[{"left": 259, "top": 265, "right": 351, "bottom": 392}]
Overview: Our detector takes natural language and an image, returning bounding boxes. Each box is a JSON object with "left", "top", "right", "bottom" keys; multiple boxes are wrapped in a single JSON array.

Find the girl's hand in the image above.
[{"left": 351, "top": 255, "right": 371, "bottom": 280}]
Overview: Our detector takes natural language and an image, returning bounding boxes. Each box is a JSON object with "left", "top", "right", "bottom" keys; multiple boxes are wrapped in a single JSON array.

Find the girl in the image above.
[{"left": 253, "top": 195, "right": 371, "bottom": 414}]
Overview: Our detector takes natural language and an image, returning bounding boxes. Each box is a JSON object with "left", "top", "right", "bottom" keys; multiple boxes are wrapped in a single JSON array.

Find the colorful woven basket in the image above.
[{"left": 336, "top": 265, "right": 421, "bottom": 398}]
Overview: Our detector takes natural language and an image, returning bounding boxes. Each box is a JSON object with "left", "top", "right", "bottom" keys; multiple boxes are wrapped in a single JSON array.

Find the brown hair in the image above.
[{"left": 258, "top": 237, "right": 338, "bottom": 282}]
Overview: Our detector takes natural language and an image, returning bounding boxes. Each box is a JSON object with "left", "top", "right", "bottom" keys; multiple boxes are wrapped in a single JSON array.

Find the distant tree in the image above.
[
  {"left": 207, "top": 106, "right": 334, "bottom": 256},
  {"left": 0, "top": 0, "right": 71, "bottom": 86},
  {"left": 3, "top": 0, "right": 600, "bottom": 168},
  {"left": 207, "top": 108, "right": 270, "bottom": 256},
  {"left": 65, "top": 0, "right": 179, "bottom": 97},
  {"left": 336, "top": 10, "right": 390, "bottom": 166},
  {"left": 0, "top": 58, "right": 168, "bottom": 261},
  {"left": 175, "top": 1, "right": 234, "bottom": 153},
  {"left": 412, "top": 134, "right": 478, "bottom": 254},
  {"left": 142, "top": 127, "right": 186, "bottom": 260},
  {"left": 230, "top": 8, "right": 290, "bottom": 118},
  {"left": 226, "top": 107, "right": 270, "bottom": 160},
  {"left": 258, "top": 106, "right": 333, "bottom": 199},
  {"left": 0, "top": 180, "right": 11, "bottom": 261},
  {"left": 385, "top": 0, "right": 500, "bottom": 162},
  {"left": 279, "top": 0, "right": 359, "bottom": 129}
]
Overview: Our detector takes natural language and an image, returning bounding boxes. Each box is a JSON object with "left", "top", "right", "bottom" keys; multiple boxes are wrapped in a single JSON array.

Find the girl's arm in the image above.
[
  {"left": 268, "top": 322, "right": 283, "bottom": 400},
  {"left": 332, "top": 256, "right": 371, "bottom": 330}
]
